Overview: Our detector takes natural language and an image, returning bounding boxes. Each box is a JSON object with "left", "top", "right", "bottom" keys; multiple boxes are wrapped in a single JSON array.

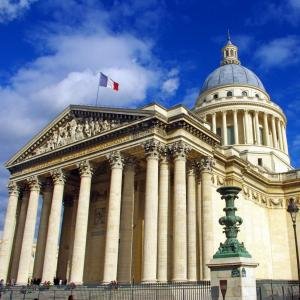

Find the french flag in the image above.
[{"left": 99, "top": 72, "right": 119, "bottom": 91}]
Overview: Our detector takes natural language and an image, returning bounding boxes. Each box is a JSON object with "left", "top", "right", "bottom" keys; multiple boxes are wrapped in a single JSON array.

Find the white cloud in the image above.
[
  {"left": 161, "top": 77, "right": 179, "bottom": 95},
  {"left": 0, "top": 0, "right": 36, "bottom": 23},
  {"left": 255, "top": 36, "right": 300, "bottom": 68}
]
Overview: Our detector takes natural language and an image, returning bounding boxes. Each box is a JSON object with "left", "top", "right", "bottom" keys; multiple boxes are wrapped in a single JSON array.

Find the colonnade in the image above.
[
  {"left": 0, "top": 140, "right": 215, "bottom": 284},
  {"left": 206, "top": 110, "right": 288, "bottom": 153}
]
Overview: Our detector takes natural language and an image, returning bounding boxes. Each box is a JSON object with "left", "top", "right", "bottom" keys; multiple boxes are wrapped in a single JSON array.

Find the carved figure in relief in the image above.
[
  {"left": 30, "top": 115, "right": 128, "bottom": 158},
  {"left": 84, "top": 120, "right": 91, "bottom": 137}
]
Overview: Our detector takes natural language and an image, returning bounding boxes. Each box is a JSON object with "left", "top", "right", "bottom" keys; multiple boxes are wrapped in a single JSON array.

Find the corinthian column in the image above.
[
  {"left": 222, "top": 111, "right": 227, "bottom": 146},
  {"left": 0, "top": 181, "right": 20, "bottom": 282},
  {"left": 157, "top": 148, "right": 170, "bottom": 282},
  {"left": 233, "top": 110, "right": 239, "bottom": 144},
  {"left": 263, "top": 113, "right": 270, "bottom": 146},
  {"left": 10, "top": 189, "right": 29, "bottom": 281},
  {"left": 276, "top": 119, "right": 283, "bottom": 150},
  {"left": 17, "top": 176, "right": 40, "bottom": 285},
  {"left": 103, "top": 152, "right": 124, "bottom": 283},
  {"left": 142, "top": 139, "right": 160, "bottom": 283},
  {"left": 243, "top": 110, "right": 249, "bottom": 144},
  {"left": 118, "top": 156, "right": 136, "bottom": 283},
  {"left": 199, "top": 157, "right": 215, "bottom": 280},
  {"left": 70, "top": 161, "right": 93, "bottom": 284},
  {"left": 33, "top": 179, "right": 53, "bottom": 280},
  {"left": 42, "top": 170, "right": 66, "bottom": 282},
  {"left": 271, "top": 115, "right": 278, "bottom": 148},
  {"left": 254, "top": 111, "right": 260, "bottom": 145},
  {"left": 282, "top": 124, "right": 289, "bottom": 154},
  {"left": 170, "top": 141, "right": 190, "bottom": 282},
  {"left": 212, "top": 113, "right": 216, "bottom": 134},
  {"left": 187, "top": 162, "right": 197, "bottom": 281}
]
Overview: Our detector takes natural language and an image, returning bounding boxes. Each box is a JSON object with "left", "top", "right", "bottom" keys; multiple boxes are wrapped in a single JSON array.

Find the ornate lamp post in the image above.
[
  {"left": 213, "top": 186, "right": 251, "bottom": 258},
  {"left": 287, "top": 198, "right": 300, "bottom": 298}
]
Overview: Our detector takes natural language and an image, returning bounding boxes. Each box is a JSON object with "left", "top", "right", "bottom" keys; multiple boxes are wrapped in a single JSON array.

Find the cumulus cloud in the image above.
[
  {"left": 0, "top": 0, "right": 36, "bottom": 23},
  {"left": 255, "top": 36, "right": 300, "bottom": 69},
  {"left": 0, "top": 1, "right": 178, "bottom": 230}
]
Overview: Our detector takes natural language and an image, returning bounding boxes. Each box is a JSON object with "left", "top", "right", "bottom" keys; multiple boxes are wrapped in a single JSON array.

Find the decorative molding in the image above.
[
  {"left": 198, "top": 156, "right": 215, "bottom": 172},
  {"left": 169, "top": 140, "right": 191, "bottom": 159},
  {"left": 8, "top": 181, "right": 19, "bottom": 196},
  {"left": 107, "top": 151, "right": 124, "bottom": 169},
  {"left": 143, "top": 139, "right": 162, "bottom": 159},
  {"left": 26, "top": 175, "right": 41, "bottom": 191},
  {"left": 50, "top": 168, "right": 66, "bottom": 185},
  {"left": 77, "top": 160, "right": 94, "bottom": 177}
]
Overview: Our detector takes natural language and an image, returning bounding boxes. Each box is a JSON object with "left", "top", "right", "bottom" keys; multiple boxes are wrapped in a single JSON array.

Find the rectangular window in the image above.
[{"left": 258, "top": 158, "right": 263, "bottom": 166}]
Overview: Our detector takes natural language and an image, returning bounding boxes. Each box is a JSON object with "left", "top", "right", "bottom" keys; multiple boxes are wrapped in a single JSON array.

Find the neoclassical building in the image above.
[{"left": 0, "top": 38, "right": 299, "bottom": 285}]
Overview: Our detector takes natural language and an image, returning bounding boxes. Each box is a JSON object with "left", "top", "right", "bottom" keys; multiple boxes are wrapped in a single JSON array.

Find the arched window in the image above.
[
  {"left": 226, "top": 50, "right": 229, "bottom": 56},
  {"left": 213, "top": 93, "right": 218, "bottom": 99},
  {"left": 227, "top": 91, "right": 233, "bottom": 97},
  {"left": 242, "top": 91, "right": 248, "bottom": 97},
  {"left": 230, "top": 49, "right": 234, "bottom": 56},
  {"left": 255, "top": 93, "right": 260, "bottom": 99}
]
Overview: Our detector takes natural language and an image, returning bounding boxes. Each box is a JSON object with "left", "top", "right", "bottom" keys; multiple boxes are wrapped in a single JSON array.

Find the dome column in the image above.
[
  {"left": 243, "top": 110, "right": 250, "bottom": 144},
  {"left": 233, "top": 110, "right": 239, "bottom": 144},
  {"left": 254, "top": 111, "right": 261, "bottom": 145},
  {"left": 263, "top": 113, "right": 270, "bottom": 147},
  {"left": 212, "top": 113, "right": 216, "bottom": 134},
  {"left": 271, "top": 116, "right": 278, "bottom": 148},
  {"left": 276, "top": 118, "right": 283, "bottom": 151},
  {"left": 282, "top": 123, "right": 289, "bottom": 154},
  {"left": 222, "top": 111, "right": 227, "bottom": 146}
]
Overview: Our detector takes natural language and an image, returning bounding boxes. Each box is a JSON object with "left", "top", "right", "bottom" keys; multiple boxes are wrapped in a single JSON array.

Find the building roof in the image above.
[{"left": 201, "top": 64, "right": 265, "bottom": 93}]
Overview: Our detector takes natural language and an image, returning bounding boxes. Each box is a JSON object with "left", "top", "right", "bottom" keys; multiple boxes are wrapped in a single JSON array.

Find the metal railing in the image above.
[
  {"left": 256, "top": 280, "right": 300, "bottom": 299},
  {"left": 0, "top": 281, "right": 211, "bottom": 300}
]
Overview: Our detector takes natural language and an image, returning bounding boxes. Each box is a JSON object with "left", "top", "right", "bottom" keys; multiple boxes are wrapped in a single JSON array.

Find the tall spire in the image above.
[
  {"left": 221, "top": 31, "right": 240, "bottom": 66},
  {"left": 227, "top": 28, "right": 232, "bottom": 45}
]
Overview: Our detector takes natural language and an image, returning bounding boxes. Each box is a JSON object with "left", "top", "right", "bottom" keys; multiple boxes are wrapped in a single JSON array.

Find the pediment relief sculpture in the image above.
[{"left": 24, "top": 116, "right": 128, "bottom": 161}]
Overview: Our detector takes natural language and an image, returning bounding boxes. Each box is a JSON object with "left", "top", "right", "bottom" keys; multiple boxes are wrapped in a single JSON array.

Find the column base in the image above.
[
  {"left": 141, "top": 279, "right": 157, "bottom": 284},
  {"left": 171, "top": 278, "right": 188, "bottom": 283},
  {"left": 207, "top": 257, "right": 258, "bottom": 300}
]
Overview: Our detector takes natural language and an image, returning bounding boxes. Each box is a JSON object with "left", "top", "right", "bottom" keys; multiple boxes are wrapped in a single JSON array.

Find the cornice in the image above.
[{"left": 194, "top": 100, "right": 286, "bottom": 122}]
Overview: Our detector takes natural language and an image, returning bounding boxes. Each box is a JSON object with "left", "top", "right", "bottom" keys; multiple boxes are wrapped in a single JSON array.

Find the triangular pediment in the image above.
[{"left": 6, "top": 105, "right": 154, "bottom": 168}]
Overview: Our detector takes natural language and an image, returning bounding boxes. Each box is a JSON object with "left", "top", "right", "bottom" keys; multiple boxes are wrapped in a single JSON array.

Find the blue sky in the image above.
[{"left": 1, "top": 0, "right": 300, "bottom": 230}]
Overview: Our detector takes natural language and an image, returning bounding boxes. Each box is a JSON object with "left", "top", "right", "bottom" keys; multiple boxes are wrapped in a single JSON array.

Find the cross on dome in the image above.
[{"left": 221, "top": 31, "right": 240, "bottom": 66}]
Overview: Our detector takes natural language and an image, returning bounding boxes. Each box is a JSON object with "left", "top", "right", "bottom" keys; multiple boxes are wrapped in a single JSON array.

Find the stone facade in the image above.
[{"left": 0, "top": 38, "right": 299, "bottom": 285}]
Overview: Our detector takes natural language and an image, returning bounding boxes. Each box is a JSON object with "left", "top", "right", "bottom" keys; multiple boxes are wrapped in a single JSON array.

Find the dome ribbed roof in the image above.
[{"left": 201, "top": 64, "right": 265, "bottom": 93}]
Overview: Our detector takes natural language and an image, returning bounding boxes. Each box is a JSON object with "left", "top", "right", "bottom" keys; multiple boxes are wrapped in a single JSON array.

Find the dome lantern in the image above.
[{"left": 221, "top": 31, "right": 240, "bottom": 66}]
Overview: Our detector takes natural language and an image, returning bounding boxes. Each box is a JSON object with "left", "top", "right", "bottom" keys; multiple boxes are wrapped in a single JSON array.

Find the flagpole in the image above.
[{"left": 95, "top": 84, "right": 100, "bottom": 106}]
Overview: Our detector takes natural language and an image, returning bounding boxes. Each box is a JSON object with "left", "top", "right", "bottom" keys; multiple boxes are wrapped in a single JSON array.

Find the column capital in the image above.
[
  {"left": 143, "top": 139, "right": 162, "bottom": 159},
  {"left": 197, "top": 156, "right": 215, "bottom": 173},
  {"left": 187, "top": 161, "right": 197, "bottom": 176},
  {"left": 169, "top": 141, "right": 191, "bottom": 160},
  {"left": 27, "top": 175, "right": 41, "bottom": 191},
  {"left": 222, "top": 110, "right": 227, "bottom": 115},
  {"left": 107, "top": 151, "right": 124, "bottom": 169},
  {"left": 124, "top": 156, "right": 137, "bottom": 171},
  {"left": 77, "top": 160, "right": 94, "bottom": 177},
  {"left": 8, "top": 181, "right": 20, "bottom": 196},
  {"left": 51, "top": 168, "right": 66, "bottom": 185},
  {"left": 159, "top": 146, "right": 170, "bottom": 164}
]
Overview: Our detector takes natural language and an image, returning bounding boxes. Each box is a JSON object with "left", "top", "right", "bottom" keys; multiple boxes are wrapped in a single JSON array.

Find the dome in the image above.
[{"left": 201, "top": 64, "right": 265, "bottom": 93}]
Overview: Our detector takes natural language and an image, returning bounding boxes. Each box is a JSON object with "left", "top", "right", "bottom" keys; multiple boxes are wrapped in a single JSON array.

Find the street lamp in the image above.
[{"left": 287, "top": 197, "right": 300, "bottom": 298}]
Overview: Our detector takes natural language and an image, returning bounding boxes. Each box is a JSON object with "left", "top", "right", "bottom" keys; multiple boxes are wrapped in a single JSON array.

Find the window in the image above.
[
  {"left": 255, "top": 94, "right": 259, "bottom": 99},
  {"left": 227, "top": 126, "right": 235, "bottom": 145},
  {"left": 227, "top": 91, "right": 233, "bottom": 97},
  {"left": 258, "top": 158, "right": 263, "bottom": 166},
  {"left": 203, "top": 98, "right": 206, "bottom": 103},
  {"left": 230, "top": 49, "right": 234, "bottom": 56},
  {"left": 226, "top": 50, "right": 229, "bottom": 56},
  {"left": 242, "top": 91, "right": 248, "bottom": 97},
  {"left": 259, "top": 127, "right": 264, "bottom": 145},
  {"left": 216, "top": 127, "right": 222, "bottom": 137},
  {"left": 213, "top": 93, "right": 218, "bottom": 99}
]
